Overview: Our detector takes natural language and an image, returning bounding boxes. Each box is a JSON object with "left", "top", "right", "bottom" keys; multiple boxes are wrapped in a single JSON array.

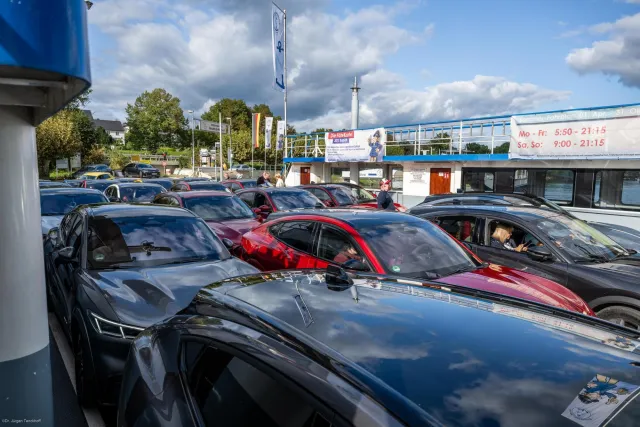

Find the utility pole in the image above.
[
  {"left": 219, "top": 112, "right": 223, "bottom": 181},
  {"left": 226, "top": 117, "right": 232, "bottom": 170},
  {"left": 188, "top": 109, "right": 195, "bottom": 175}
]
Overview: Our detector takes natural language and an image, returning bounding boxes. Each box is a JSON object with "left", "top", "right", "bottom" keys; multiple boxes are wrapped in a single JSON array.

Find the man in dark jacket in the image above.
[{"left": 377, "top": 179, "right": 406, "bottom": 211}]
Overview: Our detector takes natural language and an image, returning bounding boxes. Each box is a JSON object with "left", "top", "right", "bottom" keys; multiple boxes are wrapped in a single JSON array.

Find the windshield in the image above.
[
  {"left": 87, "top": 181, "right": 117, "bottom": 191},
  {"left": 536, "top": 215, "right": 627, "bottom": 261},
  {"left": 120, "top": 186, "right": 164, "bottom": 202},
  {"left": 137, "top": 163, "right": 152, "bottom": 168},
  {"left": 328, "top": 187, "right": 357, "bottom": 206},
  {"left": 360, "top": 220, "right": 479, "bottom": 279},
  {"left": 270, "top": 191, "right": 323, "bottom": 210},
  {"left": 188, "top": 182, "right": 228, "bottom": 191},
  {"left": 40, "top": 193, "right": 107, "bottom": 215},
  {"left": 184, "top": 196, "right": 255, "bottom": 221},
  {"left": 87, "top": 215, "right": 228, "bottom": 269},
  {"left": 147, "top": 180, "right": 173, "bottom": 190},
  {"left": 341, "top": 185, "right": 376, "bottom": 202}
]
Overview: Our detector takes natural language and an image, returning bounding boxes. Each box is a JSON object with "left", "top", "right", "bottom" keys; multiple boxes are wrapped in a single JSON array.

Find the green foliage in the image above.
[
  {"left": 36, "top": 109, "right": 83, "bottom": 176},
  {"left": 178, "top": 156, "right": 190, "bottom": 169},
  {"left": 494, "top": 142, "right": 510, "bottom": 154},
  {"left": 95, "top": 127, "right": 114, "bottom": 146},
  {"left": 465, "top": 143, "right": 491, "bottom": 154},
  {"left": 64, "top": 88, "right": 92, "bottom": 110},
  {"left": 49, "top": 170, "right": 74, "bottom": 180},
  {"left": 109, "top": 151, "right": 130, "bottom": 170},
  {"left": 84, "top": 145, "right": 108, "bottom": 165},
  {"left": 431, "top": 132, "right": 451, "bottom": 151},
  {"left": 312, "top": 128, "right": 333, "bottom": 133},
  {"left": 125, "top": 88, "right": 187, "bottom": 153},
  {"left": 202, "top": 99, "right": 252, "bottom": 132}
]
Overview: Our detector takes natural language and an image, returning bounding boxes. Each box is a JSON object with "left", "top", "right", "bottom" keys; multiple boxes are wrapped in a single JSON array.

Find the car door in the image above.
[
  {"left": 270, "top": 221, "right": 318, "bottom": 269},
  {"left": 52, "top": 213, "right": 84, "bottom": 325},
  {"left": 307, "top": 223, "right": 371, "bottom": 271},
  {"left": 474, "top": 216, "right": 569, "bottom": 285}
]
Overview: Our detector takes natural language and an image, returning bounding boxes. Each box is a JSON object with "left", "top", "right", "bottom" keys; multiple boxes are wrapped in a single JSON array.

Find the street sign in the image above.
[
  {"left": 55, "top": 159, "right": 68, "bottom": 169},
  {"left": 162, "top": 161, "right": 167, "bottom": 167},
  {"left": 200, "top": 120, "right": 228, "bottom": 134}
]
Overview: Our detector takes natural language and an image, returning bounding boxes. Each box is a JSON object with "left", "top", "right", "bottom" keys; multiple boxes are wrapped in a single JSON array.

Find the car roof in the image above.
[
  {"left": 183, "top": 181, "right": 226, "bottom": 186},
  {"left": 112, "top": 182, "right": 165, "bottom": 188},
  {"left": 226, "top": 179, "right": 256, "bottom": 183},
  {"left": 410, "top": 204, "right": 567, "bottom": 221},
  {"left": 170, "top": 190, "right": 233, "bottom": 199},
  {"left": 266, "top": 208, "right": 422, "bottom": 228},
  {"left": 192, "top": 270, "right": 640, "bottom": 426},
  {"left": 40, "top": 188, "right": 104, "bottom": 195},
  {"left": 239, "top": 187, "right": 307, "bottom": 193},
  {"left": 85, "top": 203, "right": 195, "bottom": 218}
]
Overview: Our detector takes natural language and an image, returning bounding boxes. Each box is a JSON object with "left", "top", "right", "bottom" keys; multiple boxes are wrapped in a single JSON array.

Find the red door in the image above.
[
  {"left": 300, "top": 167, "right": 311, "bottom": 185},
  {"left": 430, "top": 168, "right": 451, "bottom": 195}
]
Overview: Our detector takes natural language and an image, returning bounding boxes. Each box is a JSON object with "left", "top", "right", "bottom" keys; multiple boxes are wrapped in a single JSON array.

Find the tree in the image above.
[
  {"left": 431, "top": 132, "right": 451, "bottom": 152},
  {"left": 465, "top": 143, "right": 491, "bottom": 154},
  {"left": 125, "top": 88, "right": 187, "bottom": 153},
  {"left": 287, "top": 124, "right": 297, "bottom": 135},
  {"left": 312, "top": 128, "right": 333, "bottom": 133},
  {"left": 494, "top": 142, "right": 510, "bottom": 154},
  {"left": 65, "top": 88, "right": 93, "bottom": 110},
  {"left": 95, "top": 127, "right": 114, "bottom": 146},
  {"left": 202, "top": 98, "right": 252, "bottom": 131},
  {"left": 36, "top": 110, "right": 83, "bottom": 176}
]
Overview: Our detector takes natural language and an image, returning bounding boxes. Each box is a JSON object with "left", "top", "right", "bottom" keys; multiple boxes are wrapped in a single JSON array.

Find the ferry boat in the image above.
[{"left": 282, "top": 103, "right": 640, "bottom": 230}]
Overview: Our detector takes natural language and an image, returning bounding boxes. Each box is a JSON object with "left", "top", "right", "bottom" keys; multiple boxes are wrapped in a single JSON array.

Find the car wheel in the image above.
[
  {"left": 597, "top": 306, "right": 640, "bottom": 331},
  {"left": 74, "top": 330, "right": 96, "bottom": 407}
]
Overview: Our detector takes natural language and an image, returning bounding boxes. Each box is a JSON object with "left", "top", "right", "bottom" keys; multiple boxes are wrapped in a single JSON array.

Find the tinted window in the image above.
[
  {"left": 343, "top": 185, "right": 375, "bottom": 203},
  {"left": 275, "top": 221, "right": 315, "bottom": 252},
  {"left": 361, "top": 219, "right": 478, "bottom": 279},
  {"left": 621, "top": 171, "right": 640, "bottom": 206},
  {"left": 544, "top": 170, "right": 574, "bottom": 203},
  {"left": 239, "top": 192, "right": 255, "bottom": 208},
  {"left": 241, "top": 181, "right": 256, "bottom": 189},
  {"left": 65, "top": 216, "right": 83, "bottom": 250},
  {"left": 464, "top": 171, "right": 494, "bottom": 192},
  {"left": 41, "top": 193, "right": 107, "bottom": 215},
  {"left": 184, "top": 343, "right": 331, "bottom": 427},
  {"left": 184, "top": 196, "right": 255, "bottom": 221},
  {"left": 119, "top": 185, "right": 164, "bottom": 202},
  {"left": 255, "top": 192, "right": 267, "bottom": 208},
  {"left": 147, "top": 180, "right": 173, "bottom": 190},
  {"left": 307, "top": 188, "right": 330, "bottom": 201},
  {"left": 327, "top": 187, "right": 356, "bottom": 206},
  {"left": 270, "top": 191, "right": 323, "bottom": 210},
  {"left": 188, "top": 182, "right": 228, "bottom": 192},
  {"left": 87, "top": 215, "right": 228, "bottom": 269},
  {"left": 435, "top": 216, "right": 478, "bottom": 243},
  {"left": 317, "top": 225, "right": 365, "bottom": 266},
  {"left": 137, "top": 163, "right": 152, "bottom": 168}
]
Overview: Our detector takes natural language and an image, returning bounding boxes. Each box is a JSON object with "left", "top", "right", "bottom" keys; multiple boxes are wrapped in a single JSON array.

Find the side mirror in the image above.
[
  {"left": 222, "top": 238, "right": 234, "bottom": 250},
  {"left": 342, "top": 258, "right": 369, "bottom": 272},
  {"left": 326, "top": 264, "right": 353, "bottom": 290},
  {"left": 626, "top": 249, "right": 638, "bottom": 255},
  {"left": 48, "top": 227, "right": 60, "bottom": 247},
  {"left": 526, "top": 246, "right": 552, "bottom": 262},
  {"left": 323, "top": 200, "right": 335, "bottom": 207},
  {"left": 57, "top": 246, "right": 77, "bottom": 263},
  {"left": 315, "top": 202, "right": 325, "bottom": 209},
  {"left": 108, "top": 196, "right": 121, "bottom": 203}
]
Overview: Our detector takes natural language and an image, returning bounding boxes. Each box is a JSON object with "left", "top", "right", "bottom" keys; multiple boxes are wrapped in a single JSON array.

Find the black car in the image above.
[
  {"left": 409, "top": 204, "right": 640, "bottom": 329},
  {"left": 122, "top": 162, "right": 161, "bottom": 178},
  {"left": 171, "top": 180, "right": 230, "bottom": 192},
  {"left": 420, "top": 192, "right": 640, "bottom": 252},
  {"left": 40, "top": 188, "right": 107, "bottom": 239},
  {"left": 143, "top": 178, "right": 174, "bottom": 191},
  {"left": 39, "top": 181, "right": 72, "bottom": 189},
  {"left": 44, "top": 204, "right": 258, "bottom": 408},
  {"left": 72, "top": 164, "right": 113, "bottom": 178},
  {"left": 118, "top": 268, "right": 640, "bottom": 427}
]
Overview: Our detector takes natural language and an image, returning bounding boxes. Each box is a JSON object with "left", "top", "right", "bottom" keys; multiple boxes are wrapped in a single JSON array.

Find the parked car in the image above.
[
  {"left": 72, "top": 164, "right": 113, "bottom": 178},
  {"left": 233, "top": 164, "right": 254, "bottom": 171},
  {"left": 142, "top": 178, "right": 174, "bottom": 191},
  {"left": 419, "top": 192, "right": 640, "bottom": 252},
  {"left": 152, "top": 190, "right": 262, "bottom": 248},
  {"left": 221, "top": 179, "right": 258, "bottom": 192},
  {"left": 118, "top": 268, "right": 640, "bottom": 427},
  {"left": 39, "top": 181, "right": 72, "bottom": 189},
  {"left": 83, "top": 179, "right": 121, "bottom": 192},
  {"left": 122, "top": 162, "right": 160, "bottom": 178},
  {"left": 240, "top": 209, "right": 592, "bottom": 315},
  {"left": 43, "top": 204, "right": 258, "bottom": 408},
  {"left": 104, "top": 182, "right": 166, "bottom": 203},
  {"left": 172, "top": 176, "right": 211, "bottom": 184},
  {"left": 316, "top": 182, "right": 405, "bottom": 210},
  {"left": 63, "top": 179, "right": 86, "bottom": 188},
  {"left": 170, "top": 180, "right": 231, "bottom": 192},
  {"left": 236, "top": 187, "right": 325, "bottom": 220},
  {"left": 40, "top": 188, "right": 107, "bottom": 239},
  {"left": 299, "top": 184, "right": 376, "bottom": 208},
  {"left": 116, "top": 177, "right": 144, "bottom": 183},
  {"left": 78, "top": 171, "right": 113, "bottom": 180},
  {"left": 409, "top": 204, "right": 640, "bottom": 329}
]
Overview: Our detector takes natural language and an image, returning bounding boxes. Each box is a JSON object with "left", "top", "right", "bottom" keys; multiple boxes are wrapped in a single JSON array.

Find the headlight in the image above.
[{"left": 89, "top": 311, "right": 144, "bottom": 339}]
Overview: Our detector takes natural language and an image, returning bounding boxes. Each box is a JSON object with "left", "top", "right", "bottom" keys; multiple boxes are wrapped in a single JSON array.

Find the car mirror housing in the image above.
[
  {"left": 526, "top": 246, "right": 552, "bottom": 261},
  {"left": 342, "top": 259, "right": 369, "bottom": 272},
  {"left": 221, "top": 238, "right": 234, "bottom": 250},
  {"left": 326, "top": 265, "right": 353, "bottom": 290},
  {"left": 57, "top": 246, "right": 77, "bottom": 263}
]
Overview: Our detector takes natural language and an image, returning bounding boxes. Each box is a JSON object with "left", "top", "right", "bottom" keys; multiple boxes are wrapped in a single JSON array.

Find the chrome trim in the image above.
[{"left": 88, "top": 311, "right": 144, "bottom": 339}]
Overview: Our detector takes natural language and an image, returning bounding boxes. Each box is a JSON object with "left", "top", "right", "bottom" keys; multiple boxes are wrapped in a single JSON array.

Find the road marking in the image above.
[{"left": 48, "top": 313, "right": 106, "bottom": 427}]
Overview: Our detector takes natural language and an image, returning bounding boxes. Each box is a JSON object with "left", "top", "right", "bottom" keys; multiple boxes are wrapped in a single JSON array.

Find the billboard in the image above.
[
  {"left": 509, "top": 105, "right": 640, "bottom": 159},
  {"left": 325, "top": 128, "right": 386, "bottom": 163},
  {"left": 200, "top": 120, "right": 228, "bottom": 134}
]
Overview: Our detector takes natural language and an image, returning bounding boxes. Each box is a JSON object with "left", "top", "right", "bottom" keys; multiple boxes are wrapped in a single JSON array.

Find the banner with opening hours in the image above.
[{"left": 509, "top": 105, "right": 640, "bottom": 160}]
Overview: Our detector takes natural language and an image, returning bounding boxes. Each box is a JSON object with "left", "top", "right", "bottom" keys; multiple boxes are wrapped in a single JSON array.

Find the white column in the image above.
[{"left": 0, "top": 106, "right": 52, "bottom": 421}]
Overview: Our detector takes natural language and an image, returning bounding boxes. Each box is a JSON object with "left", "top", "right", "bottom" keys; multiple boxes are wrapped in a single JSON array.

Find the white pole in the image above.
[
  {"left": 190, "top": 110, "right": 195, "bottom": 174},
  {"left": 458, "top": 121, "right": 463, "bottom": 154},
  {"left": 283, "top": 9, "right": 288, "bottom": 159},
  {"left": 219, "top": 112, "right": 223, "bottom": 181}
]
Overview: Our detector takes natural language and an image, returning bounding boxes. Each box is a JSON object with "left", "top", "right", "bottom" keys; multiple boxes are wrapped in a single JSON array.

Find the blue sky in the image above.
[{"left": 86, "top": 0, "right": 640, "bottom": 131}]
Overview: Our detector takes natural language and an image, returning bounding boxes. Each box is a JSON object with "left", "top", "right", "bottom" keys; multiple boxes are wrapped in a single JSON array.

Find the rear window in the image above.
[
  {"left": 137, "top": 163, "right": 152, "bottom": 168},
  {"left": 270, "top": 191, "right": 324, "bottom": 211},
  {"left": 188, "top": 182, "right": 228, "bottom": 192},
  {"left": 40, "top": 193, "right": 107, "bottom": 215},
  {"left": 120, "top": 185, "right": 164, "bottom": 202},
  {"left": 328, "top": 187, "right": 357, "bottom": 205},
  {"left": 184, "top": 196, "right": 255, "bottom": 221}
]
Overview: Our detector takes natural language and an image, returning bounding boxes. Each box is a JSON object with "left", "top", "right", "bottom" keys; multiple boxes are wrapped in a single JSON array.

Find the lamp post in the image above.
[
  {"left": 225, "top": 117, "right": 232, "bottom": 170},
  {"left": 188, "top": 109, "right": 195, "bottom": 174}
]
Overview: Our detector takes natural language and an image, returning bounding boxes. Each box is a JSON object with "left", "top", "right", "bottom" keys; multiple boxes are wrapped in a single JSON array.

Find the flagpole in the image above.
[{"left": 283, "top": 8, "right": 287, "bottom": 159}]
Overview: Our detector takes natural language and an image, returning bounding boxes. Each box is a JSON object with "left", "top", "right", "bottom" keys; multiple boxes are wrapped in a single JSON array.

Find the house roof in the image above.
[{"left": 93, "top": 119, "right": 125, "bottom": 132}]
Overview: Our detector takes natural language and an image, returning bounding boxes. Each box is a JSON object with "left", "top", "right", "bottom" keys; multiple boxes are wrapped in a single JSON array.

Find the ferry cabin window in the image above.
[
  {"left": 464, "top": 171, "right": 494, "bottom": 192},
  {"left": 391, "top": 166, "right": 403, "bottom": 191},
  {"left": 593, "top": 170, "right": 640, "bottom": 209},
  {"left": 622, "top": 171, "right": 640, "bottom": 206},
  {"left": 330, "top": 167, "right": 350, "bottom": 183},
  {"left": 543, "top": 170, "right": 574, "bottom": 204}
]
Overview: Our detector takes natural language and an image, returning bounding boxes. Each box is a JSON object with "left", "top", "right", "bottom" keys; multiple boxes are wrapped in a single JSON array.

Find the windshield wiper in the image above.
[
  {"left": 574, "top": 253, "right": 610, "bottom": 263},
  {"left": 162, "top": 256, "right": 210, "bottom": 265}
]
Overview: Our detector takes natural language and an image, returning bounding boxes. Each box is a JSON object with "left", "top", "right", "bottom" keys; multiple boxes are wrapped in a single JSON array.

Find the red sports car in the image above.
[
  {"left": 298, "top": 184, "right": 376, "bottom": 208},
  {"left": 152, "top": 190, "right": 261, "bottom": 247},
  {"left": 316, "top": 182, "right": 405, "bottom": 210},
  {"left": 240, "top": 209, "right": 594, "bottom": 315},
  {"left": 237, "top": 187, "right": 325, "bottom": 220}
]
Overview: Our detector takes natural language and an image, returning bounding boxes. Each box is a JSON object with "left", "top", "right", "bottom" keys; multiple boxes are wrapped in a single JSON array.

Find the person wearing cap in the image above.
[{"left": 377, "top": 179, "right": 406, "bottom": 212}]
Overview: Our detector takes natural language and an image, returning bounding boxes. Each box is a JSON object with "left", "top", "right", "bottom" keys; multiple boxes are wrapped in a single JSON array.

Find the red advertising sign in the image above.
[{"left": 327, "top": 131, "right": 354, "bottom": 139}]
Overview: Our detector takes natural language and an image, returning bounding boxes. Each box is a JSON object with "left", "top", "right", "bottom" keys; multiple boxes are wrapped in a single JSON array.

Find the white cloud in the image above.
[
  {"left": 566, "top": 13, "right": 640, "bottom": 87},
  {"left": 86, "top": 0, "right": 569, "bottom": 131}
]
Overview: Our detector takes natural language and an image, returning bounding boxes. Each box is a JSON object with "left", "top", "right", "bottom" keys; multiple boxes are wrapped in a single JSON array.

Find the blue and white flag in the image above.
[
  {"left": 265, "top": 117, "right": 274, "bottom": 149},
  {"left": 272, "top": 3, "right": 285, "bottom": 92}
]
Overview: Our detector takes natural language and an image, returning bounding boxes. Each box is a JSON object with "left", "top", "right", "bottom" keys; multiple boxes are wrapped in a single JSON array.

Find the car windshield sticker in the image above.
[
  {"left": 391, "top": 265, "right": 401, "bottom": 272},
  {"left": 562, "top": 374, "right": 640, "bottom": 426},
  {"left": 94, "top": 253, "right": 105, "bottom": 261}
]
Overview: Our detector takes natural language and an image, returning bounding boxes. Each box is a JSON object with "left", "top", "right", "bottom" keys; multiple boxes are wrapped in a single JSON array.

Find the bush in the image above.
[
  {"left": 84, "top": 146, "right": 108, "bottom": 165},
  {"left": 178, "top": 156, "right": 190, "bottom": 168},
  {"left": 49, "top": 170, "right": 74, "bottom": 180},
  {"left": 109, "top": 151, "right": 130, "bottom": 170}
]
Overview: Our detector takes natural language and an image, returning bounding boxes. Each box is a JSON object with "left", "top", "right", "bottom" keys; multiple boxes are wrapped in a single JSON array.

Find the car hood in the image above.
[
  {"left": 589, "top": 222, "right": 640, "bottom": 252},
  {"left": 578, "top": 257, "right": 640, "bottom": 277},
  {"left": 88, "top": 257, "right": 258, "bottom": 328},
  {"left": 41, "top": 215, "right": 64, "bottom": 235},
  {"left": 437, "top": 264, "right": 593, "bottom": 315},
  {"left": 205, "top": 218, "right": 262, "bottom": 245}
]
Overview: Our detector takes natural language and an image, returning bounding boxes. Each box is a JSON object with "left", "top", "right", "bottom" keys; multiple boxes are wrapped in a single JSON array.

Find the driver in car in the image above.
[
  {"left": 491, "top": 223, "right": 528, "bottom": 252},
  {"left": 334, "top": 242, "right": 362, "bottom": 264}
]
